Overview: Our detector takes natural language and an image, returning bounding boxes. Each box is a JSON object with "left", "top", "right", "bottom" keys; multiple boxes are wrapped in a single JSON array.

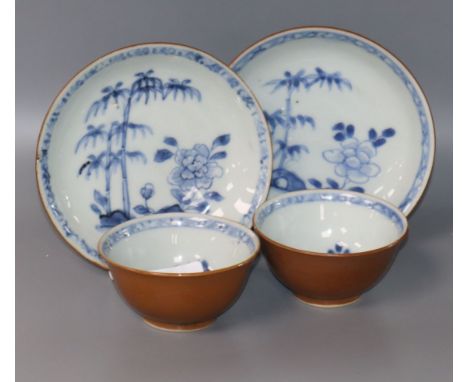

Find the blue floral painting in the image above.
[
  {"left": 168, "top": 144, "right": 224, "bottom": 191},
  {"left": 263, "top": 67, "right": 396, "bottom": 194},
  {"left": 75, "top": 68, "right": 203, "bottom": 229},
  {"left": 264, "top": 67, "right": 351, "bottom": 192},
  {"left": 309, "top": 124, "right": 396, "bottom": 192},
  {"left": 154, "top": 134, "right": 230, "bottom": 213}
]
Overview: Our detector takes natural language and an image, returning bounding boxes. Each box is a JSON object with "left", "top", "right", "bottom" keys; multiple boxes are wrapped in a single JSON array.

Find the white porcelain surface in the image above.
[
  {"left": 232, "top": 27, "right": 434, "bottom": 215},
  {"left": 36, "top": 43, "right": 271, "bottom": 268},
  {"left": 254, "top": 190, "right": 407, "bottom": 254},
  {"left": 99, "top": 213, "right": 259, "bottom": 273}
]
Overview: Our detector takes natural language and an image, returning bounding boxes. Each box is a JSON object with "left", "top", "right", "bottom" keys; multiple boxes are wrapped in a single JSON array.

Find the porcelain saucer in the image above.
[
  {"left": 231, "top": 27, "right": 434, "bottom": 215},
  {"left": 36, "top": 43, "right": 272, "bottom": 268}
]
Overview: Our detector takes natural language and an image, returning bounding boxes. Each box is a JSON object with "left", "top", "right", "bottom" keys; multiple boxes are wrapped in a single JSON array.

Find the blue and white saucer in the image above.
[
  {"left": 231, "top": 27, "right": 434, "bottom": 215},
  {"left": 36, "top": 43, "right": 272, "bottom": 268}
]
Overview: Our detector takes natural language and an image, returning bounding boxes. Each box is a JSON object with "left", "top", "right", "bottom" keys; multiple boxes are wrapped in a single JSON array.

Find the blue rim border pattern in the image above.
[
  {"left": 255, "top": 191, "right": 406, "bottom": 233},
  {"left": 101, "top": 215, "right": 257, "bottom": 255},
  {"left": 37, "top": 44, "right": 271, "bottom": 264},
  {"left": 232, "top": 28, "right": 433, "bottom": 215}
]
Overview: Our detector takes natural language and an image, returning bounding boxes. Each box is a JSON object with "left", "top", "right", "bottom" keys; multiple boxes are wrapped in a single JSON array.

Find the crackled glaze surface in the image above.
[
  {"left": 232, "top": 27, "right": 434, "bottom": 215},
  {"left": 36, "top": 43, "right": 272, "bottom": 268}
]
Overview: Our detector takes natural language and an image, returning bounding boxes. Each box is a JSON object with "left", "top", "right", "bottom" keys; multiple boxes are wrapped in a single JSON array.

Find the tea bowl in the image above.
[
  {"left": 253, "top": 190, "right": 408, "bottom": 307},
  {"left": 98, "top": 213, "right": 260, "bottom": 331}
]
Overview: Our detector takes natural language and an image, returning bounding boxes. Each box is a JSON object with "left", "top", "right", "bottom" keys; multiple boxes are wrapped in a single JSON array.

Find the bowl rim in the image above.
[
  {"left": 253, "top": 189, "right": 409, "bottom": 258},
  {"left": 98, "top": 212, "right": 260, "bottom": 277}
]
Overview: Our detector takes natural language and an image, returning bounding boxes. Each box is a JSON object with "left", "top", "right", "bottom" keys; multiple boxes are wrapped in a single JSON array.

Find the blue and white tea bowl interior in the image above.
[
  {"left": 254, "top": 190, "right": 408, "bottom": 254},
  {"left": 99, "top": 213, "right": 260, "bottom": 273},
  {"left": 36, "top": 43, "right": 272, "bottom": 268},
  {"left": 232, "top": 27, "right": 434, "bottom": 216}
]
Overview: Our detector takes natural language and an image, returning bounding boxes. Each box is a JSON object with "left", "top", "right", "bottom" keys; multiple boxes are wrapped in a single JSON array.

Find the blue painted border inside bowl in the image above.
[
  {"left": 232, "top": 28, "right": 433, "bottom": 215},
  {"left": 37, "top": 44, "right": 271, "bottom": 263},
  {"left": 101, "top": 215, "right": 257, "bottom": 254},
  {"left": 255, "top": 191, "right": 406, "bottom": 233}
]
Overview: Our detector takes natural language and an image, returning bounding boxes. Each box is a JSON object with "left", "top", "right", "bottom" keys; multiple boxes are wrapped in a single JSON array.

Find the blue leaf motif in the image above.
[
  {"left": 294, "top": 114, "right": 315, "bottom": 128},
  {"left": 195, "top": 201, "right": 210, "bottom": 213},
  {"left": 334, "top": 132, "right": 346, "bottom": 142},
  {"left": 157, "top": 204, "right": 184, "bottom": 213},
  {"left": 93, "top": 190, "right": 108, "bottom": 208},
  {"left": 90, "top": 203, "right": 101, "bottom": 215},
  {"left": 382, "top": 128, "right": 396, "bottom": 137},
  {"left": 308, "top": 178, "right": 322, "bottom": 188},
  {"left": 170, "top": 188, "right": 186, "bottom": 204},
  {"left": 154, "top": 149, "right": 174, "bottom": 162},
  {"left": 212, "top": 134, "right": 231, "bottom": 148},
  {"left": 134, "top": 205, "right": 151, "bottom": 215},
  {"left": 163, "top": 136, "right": 178, "bottom": 146},
  {"left": 349, "top": 186, "right": 365, "bottom": 193},
  {"left": 345, "top": 124, "right": 355, "bottom": 137},
  {"left": 305, "top": 116, "right": 314, "bottom": 126},
  {"left": 204, "top": 191, "right": 224, "bottom": 201},
  {"left": 372, "top": 138, "right": 387, "bottom": 148},
  {"left": 368, "top": 128, "right": 377, "bottom": 140},
  {"left": 287, "top": 145, "right": 309, "bottom": 157},
  {"left": 210, "top": 151, "right": 227, "bottom": 160},
  {"left": 264, "top": 111, "right": 277, "bottom": 131},
  {"left": 333, "top": 122, "right": 345, "bottom": 131},
  {"left": 126, "top": 151, "right": 147, "bottom": 163},
  {"left": 327, "top": 178, "right": 340, "bottom": 189},
  {"left": 264, "top": 110, "right": 286, "bottom": 132}
]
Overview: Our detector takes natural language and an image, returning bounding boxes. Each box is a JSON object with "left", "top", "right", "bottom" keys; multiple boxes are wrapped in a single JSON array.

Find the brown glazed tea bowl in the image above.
[
  {"left": 98, "top": 213, "right": 260, "bottom": 332},
  {"left": 253, "top": 190, "right": 408, "bottom": 308}
]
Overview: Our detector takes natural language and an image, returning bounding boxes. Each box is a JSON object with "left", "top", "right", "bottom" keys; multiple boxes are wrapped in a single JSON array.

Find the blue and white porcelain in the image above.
[
  {"left": 254, "top": 189, "right": 407, "bottom": 254},
  {"left": 99, "top": 213, "right": 259, "bottom": 273},
  {"left": 231, "top": 27, "right": 435, "bottom": 215},
  {"left": 36, "top": 43, "right": 272, "bottom": 268},
  {"left": 253, "top": 190, "right": 408, "bottom": 306},
  {"left": 98, "top": 213, "right": 260, "bottom": 331}
]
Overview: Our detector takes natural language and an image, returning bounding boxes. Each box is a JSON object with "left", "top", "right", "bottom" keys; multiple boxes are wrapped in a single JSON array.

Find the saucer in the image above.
[
  {"left": 36, "top": 43, "right": 272, "bottom": 268},
  {"left": 231, "top": 27, "right": 434, "bottom": 215}
]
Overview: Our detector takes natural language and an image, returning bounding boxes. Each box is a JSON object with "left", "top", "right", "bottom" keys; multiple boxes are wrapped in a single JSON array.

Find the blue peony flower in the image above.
[
  {"left": 169, "top": 144, "right": 223, "bottom": 191},
  {"left": 323, "top": 139, "right": 381, "bottom": 184}
]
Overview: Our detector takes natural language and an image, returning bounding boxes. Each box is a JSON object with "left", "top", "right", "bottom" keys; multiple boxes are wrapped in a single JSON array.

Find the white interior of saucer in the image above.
[
  {"left": 37, "top": 44, "right": 271, "bottom": 268},
  {"left": 100, "top": 214, "right": 258, "bottom": 272},
  {"left": 232, "top": 27, "right": 434, "bottom": 216},
  {"left": 255, "top": 191, "right": 407, "bottom": 253}
]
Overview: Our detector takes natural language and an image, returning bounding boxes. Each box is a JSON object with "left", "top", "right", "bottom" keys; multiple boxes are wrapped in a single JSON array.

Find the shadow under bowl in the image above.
[
  {"left": 98, "top": 213, "right": 260, "bottom": 331},
  {"left": 253, "top": 190, "right": 408, "bottom": 307}
]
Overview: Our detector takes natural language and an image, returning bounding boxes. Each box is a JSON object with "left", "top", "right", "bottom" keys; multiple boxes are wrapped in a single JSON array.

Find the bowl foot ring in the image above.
[
  {"left": 143, "top": 318, "right": 215, "bottom": 332},
  {"left": 295, "top": 295, "right": 360, "bottom": 308}
]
